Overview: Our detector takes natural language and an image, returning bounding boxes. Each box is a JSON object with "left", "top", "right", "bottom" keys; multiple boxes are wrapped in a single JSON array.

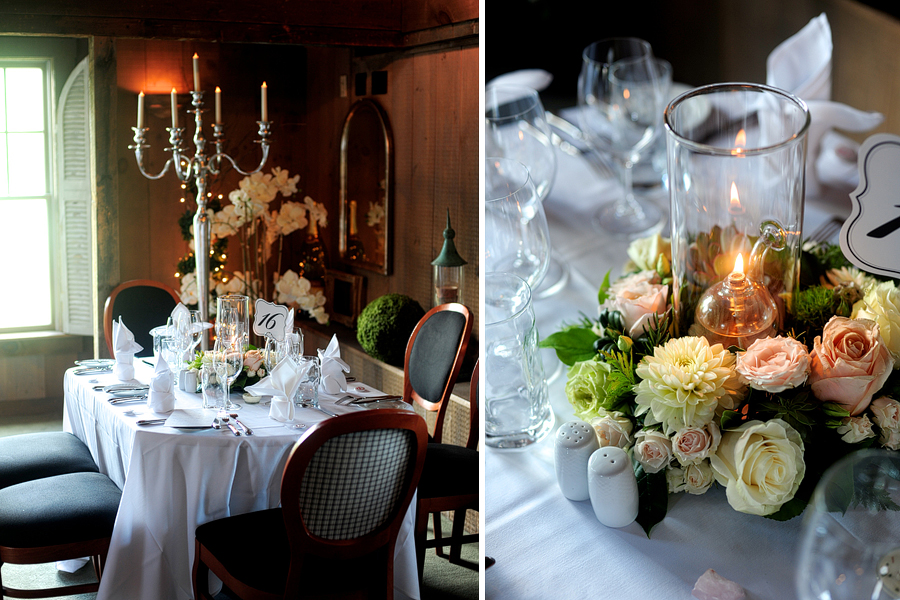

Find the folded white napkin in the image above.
[
  {"left": 246, "top": 356, "right": 309, "bottom": 422},
  {"left": 147, "top": 353, "right": 175, "bottom": 413},
  {"left": 318, "top": 334, "right": 350, "bottom": 394},
  {"left": 487, "top": 68, "right": 553, "bottom": 92},
  {"left": 112, "top": 316, "right": 143, "bottom": 381},
  {"left": 171, "top": 302, "right": 190, "bottom": 331},
  {"left": 767, "top": 13, "right": 883, "bottom": 194}
]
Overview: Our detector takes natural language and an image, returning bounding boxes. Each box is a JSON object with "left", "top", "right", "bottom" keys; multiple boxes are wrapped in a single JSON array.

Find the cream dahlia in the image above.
[{"left": 635, "top": 336, "right": 739, "bottom": 434}]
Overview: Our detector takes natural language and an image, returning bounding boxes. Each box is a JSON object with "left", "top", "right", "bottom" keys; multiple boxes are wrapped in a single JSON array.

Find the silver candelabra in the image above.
[{"left": 129, "top": 90, "right": 271, "bottom": 350}]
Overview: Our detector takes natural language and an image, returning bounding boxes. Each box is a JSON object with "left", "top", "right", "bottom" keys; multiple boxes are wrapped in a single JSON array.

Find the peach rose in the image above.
[
  {"left": 870, "top": 396, "right": 900, "bottom": 431},
  {"left": 672, "top": 422, "right": 721, "bottom": 465},
  {"left": 243, "top": 349, "right": 265, "bottom": 371},
  {"left": 590, "top": 411, "right": 633, "bottom": 449},
  {"left": 736, "top": 336, "right": 810, "bottom": 393},
  {"left": 633, "top": 429, "right": 673, "bottom": 474},
  {"left": 808, "top": 317, "right": 894, "bottom": 416},
  {"left": 601, "top": 271, "right": 669, "bottom": 338}
]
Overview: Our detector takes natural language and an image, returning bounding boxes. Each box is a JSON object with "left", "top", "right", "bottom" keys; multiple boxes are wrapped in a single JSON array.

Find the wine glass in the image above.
[
  {"left": 577, "top": 38, "right": 667, "bottom": 237},
  {"left": 796, "top": 449, "right": 900, "bottom": 600},
  {"left": 212, "top": 339, "right": 243, "bottom": 411},
  {"left": 484, "top": 157, "right": 551, "bottom": 291},
  {"left": 187, "top": 310, "right": 204, "bottom": 357},
  {"left": 485, "top": 84, "right": 567, "bottom": 298}
]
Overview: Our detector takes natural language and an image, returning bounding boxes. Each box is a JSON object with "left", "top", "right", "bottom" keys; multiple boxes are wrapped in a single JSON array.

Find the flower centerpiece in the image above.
[
  {"left": 186, "top": 347, "right": 268, "bottom": 392},
  {"left": 541, "top": 233, "right": 900, "bottom": 534},
  {"left": 175, "top": 167, "right": 329, "bottom": 323}
]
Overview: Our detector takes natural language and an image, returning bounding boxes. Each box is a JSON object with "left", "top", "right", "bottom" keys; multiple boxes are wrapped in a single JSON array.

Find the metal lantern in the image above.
[{"left": 431, "top": 209, "right": 467, "bottom": 307}]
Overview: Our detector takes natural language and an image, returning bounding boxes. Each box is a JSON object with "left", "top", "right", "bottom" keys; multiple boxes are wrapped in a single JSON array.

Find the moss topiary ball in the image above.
[{"left": 356, "top": 293, "right": 426, "bottom": 366}]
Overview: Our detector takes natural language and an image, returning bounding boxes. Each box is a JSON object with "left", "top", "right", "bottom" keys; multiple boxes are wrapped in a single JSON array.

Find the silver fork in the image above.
[{"left": 807, "top": 216, "right": 843, "bottom": 244}]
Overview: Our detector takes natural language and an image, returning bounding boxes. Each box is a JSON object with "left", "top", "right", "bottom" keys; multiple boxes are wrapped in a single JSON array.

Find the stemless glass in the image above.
[
  {"left": 578, "top": 38, "right": 666, "bottom": 237},
  {"left": 217, "top": 294, "right": 249, "bottom": 349},
  {"left": 486, "top": 84, "right": 567, "bottom": 298},
  {"left": 212, "top": 340, "right": 243, "bottom": 411},
  {"left": 485, "top": 157, "right": 551, "bottom": 291},
  {"left": 294, "top": 355, "right": 321, "bottom": 409},
  {"left": 796, "top": 450, "right": 900, "bottom": 600}
]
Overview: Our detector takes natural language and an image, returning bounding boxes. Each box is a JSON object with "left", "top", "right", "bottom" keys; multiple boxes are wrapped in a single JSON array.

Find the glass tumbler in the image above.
[
  {"left": 216, "top": 294, "right": 250, "bottom": 348},
  {"left": 484, "top": 272, "right": 554, "bottom": 449},
  {"left": 664, "top": 83, "right": 810, "bottom": 336},
  {"left": 294, "top": 355, "right": 321, "bottom": 408},
  {"left": 200, "top": 364, "right": 224, "bottom": 410}
]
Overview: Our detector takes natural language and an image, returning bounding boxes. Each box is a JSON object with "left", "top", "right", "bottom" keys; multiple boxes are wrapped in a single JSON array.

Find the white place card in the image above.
[{"left": 253, "top": 298, "right": 290, "bottom": 342}]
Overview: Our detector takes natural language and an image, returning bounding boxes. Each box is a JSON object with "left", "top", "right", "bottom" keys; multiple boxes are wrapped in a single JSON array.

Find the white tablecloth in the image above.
[
  {"left": 484, "top": 142, "right": 848, "bottom": 599},
  {"left": 63, "top": 362, "right": 420, "bottom": 600}
]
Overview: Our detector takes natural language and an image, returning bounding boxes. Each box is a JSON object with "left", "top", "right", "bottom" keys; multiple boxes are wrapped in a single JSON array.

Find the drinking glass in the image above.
[
  {"left": 200, "top": 363, "right": 224, "bottom": 410},
  {"left": 796, "top": 449, "right": 900, "bottom": 600},
  {"left": 216, "top": 294, "right": 249, "bottom": 349},
  {"left": 485, "top": 157, "right": 551, "bottom": 291},
  {"left": 187, "top": 310, "right": 203, "bottom": 358},
  {"left": 484, "top": 272, "right": 554, "bottom": 449},
  {"left": 486, "top": 84, "right": 567, "bottom": 298},
  {"left": 294, "top": 355, "right": 321, "bottom": 409},
  {"left": 578, "top": 38, "right": 666, "bottom": 237},
  {"left": 212, "top": 340, "right": 243, "bottom": 411}
]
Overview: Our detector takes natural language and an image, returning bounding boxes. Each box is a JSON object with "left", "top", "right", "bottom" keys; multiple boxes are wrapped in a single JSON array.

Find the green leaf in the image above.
[
  {"left": 720, "top": 409, "right": 744, "bottom": 430},
  {"left": 821, "top": 402, "right": 851, "bottom": 419},
  {"left": 634, "top": 464, "right": 668, "bottom": 537},
  {"left": 597, "top": 271, "right": 612, "bottom": 306},
  {"left": 763, "top": 494, "right": 808, "bottom": 521},
  {"left": 539, "top": 328, "right": 599, "bottom": 366}
]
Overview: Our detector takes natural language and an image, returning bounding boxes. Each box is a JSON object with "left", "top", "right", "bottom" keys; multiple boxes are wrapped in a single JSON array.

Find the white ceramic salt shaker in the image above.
[
  {"left": 554, "top": 421, "right": 599, "bottom": 501},
  {"left": 588, "top": 446, "right": 639, "bottom": 528}
]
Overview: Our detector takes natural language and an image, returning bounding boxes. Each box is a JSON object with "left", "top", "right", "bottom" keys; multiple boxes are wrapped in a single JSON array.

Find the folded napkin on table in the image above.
[
  {"left": 112, "top": 316, "right": 143, "bottom": 381},
  {"left": 147, "top": 353, "right": 175, "bottom": 413},
  {"left": 318, "top": 334, "right": 350, "bottom": 394},
  {"left": 767, "top": 13, "right": 883, "bottom": 194},
  {"left": 246, "top": 356, "right": 309, "bottom": 422},
  {"left": 170, "top": 302, "right": 190, "bottom": 331}
]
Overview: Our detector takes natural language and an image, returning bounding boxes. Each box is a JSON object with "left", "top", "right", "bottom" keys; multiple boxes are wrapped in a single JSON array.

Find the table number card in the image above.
[
  {"left": 253, "top": 299, "right": 290, "bottom": 341},
  {"left": 841, "top": 133, "right": 900, "bottom": 278}
]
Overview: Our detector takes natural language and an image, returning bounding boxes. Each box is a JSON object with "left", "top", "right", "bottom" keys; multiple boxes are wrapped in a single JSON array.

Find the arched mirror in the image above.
[{"left": 339, "top": 99, "right": 392, "bottom": 275}]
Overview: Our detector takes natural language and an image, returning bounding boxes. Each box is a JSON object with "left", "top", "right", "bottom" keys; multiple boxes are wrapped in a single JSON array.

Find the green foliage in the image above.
[
  {"left": 539, "top": 328, "right": 599, "bottom": 366},
  {"left": 356, "top": 294, "right": 426, "bottom": 367},
  {"left": 597, "top": 271, "right": 612, "bottom": 306},
  {"left": 601, "top": 349, "right": 636, "bottom": 411},
  {"left": 791, "top": 286, "right": 840, "bottom": 334},
  {"left": 634, "top": 463, "right": 668, "bottom": 537}
]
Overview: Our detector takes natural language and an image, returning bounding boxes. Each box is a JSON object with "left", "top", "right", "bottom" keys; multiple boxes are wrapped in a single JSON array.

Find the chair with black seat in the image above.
[
  {"left": 402, "top": 303, "right": 473, "bottom": 439},
  {"left": 193, "top": 409, "right": 428, "bottom": 600},
  {"left": 103, "top": 279, "right": 181, "bottom": 357},
  {"left": 414, "top": 359, "right": 479, "bottom": 581},
  {"left": 0, "top": 431, "right": 99, "bottom": 490},
  {"left": 0, "top": 471, "right": 122, "bottom": 598}
]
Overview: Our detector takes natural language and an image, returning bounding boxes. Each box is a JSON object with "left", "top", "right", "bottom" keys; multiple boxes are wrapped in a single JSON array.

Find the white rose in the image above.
[
  {"left": 626, "top": 233, "right": 671, "bottom": 274},
  {"left": 710, "top": 419, "right": 805, "bottom": 516},
  {"left": 601, "top": 271, "right": 669, "bottom": 338},
  {"left": 672, "top": 422, "right": 721, "bottom": 465},
  {"left": 590, "top": 411, "right": 633, "bottom": 449},
  {"left": 634, "top": 429, "right": 673, "bottom": 474},
  {"left": 683, "top": 461, "right": 715, "bottom": 495},
  {"left": 870, "top": 396, "right": 900, "bottom": 430},
  {"left": 665, "top": 465, "right": 685, "bottom": 493},
  {"left": 852, "top": 280, "right": 900, "bottom": 366},
  {"left": 836, "top": 415, "right": 876, "bottom": 444},
  {"left": 880, "top": 427, "right": 900, "bottom": 450}
]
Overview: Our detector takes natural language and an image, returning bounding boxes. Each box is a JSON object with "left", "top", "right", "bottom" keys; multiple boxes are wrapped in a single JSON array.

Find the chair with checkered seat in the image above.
[{"left": 192, "top": 409, "right": 428, "bottom": 600}]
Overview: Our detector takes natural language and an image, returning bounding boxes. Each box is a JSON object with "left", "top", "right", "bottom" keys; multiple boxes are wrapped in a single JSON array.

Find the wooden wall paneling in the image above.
[
  {"left": 402, "top": 0, "right": 479, "bottom": 33},
  {"left": 90, "top": 36, "right": 120, "bottom": 357}
]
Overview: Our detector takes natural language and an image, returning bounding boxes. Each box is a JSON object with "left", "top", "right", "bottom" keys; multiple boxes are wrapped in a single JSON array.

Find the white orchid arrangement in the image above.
[{"left": 273, "top": 269, "right": 328, "bottom": 324}]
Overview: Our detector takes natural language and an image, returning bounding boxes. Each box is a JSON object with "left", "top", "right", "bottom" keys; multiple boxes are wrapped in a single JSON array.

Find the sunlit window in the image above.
[{"left": 0, "top": 64, "right": 52, "bottom": 330}]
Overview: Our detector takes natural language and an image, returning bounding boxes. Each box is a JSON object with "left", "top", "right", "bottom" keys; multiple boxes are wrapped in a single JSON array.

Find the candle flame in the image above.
[
  {"left": 623, "top": 88, "right": 630, "bottom": 100},
  {"left": 215, "top": 86, "right": 221, "bottom": 92},
  {"left": 262, "top": 81, "right": 267, "bottom": 88},
  {"left": 139, "top": 91, "right": 144, "bottom": 98},
  {"left": 731, "top": 129, "right": 747, "bottom": 155},
  {"left": 172, "top": 87, "right": 177, "bottom": 93},
  {"left": 193, "top": 52, "right": 199, "bottom": 59},
  {"left": 733, "top": 253, "right": 744, "bottom": 275},
  {"left": 730, "top": 182, "right": 741, "bottom": 212}
]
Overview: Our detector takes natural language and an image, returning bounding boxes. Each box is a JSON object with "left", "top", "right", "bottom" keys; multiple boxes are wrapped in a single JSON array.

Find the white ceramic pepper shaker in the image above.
[
  {"left": 588, "top": 446, "right": 639, "bottom": 528},
  {"left": 554, "top": 421, "right": 599, "bottom": 501}
]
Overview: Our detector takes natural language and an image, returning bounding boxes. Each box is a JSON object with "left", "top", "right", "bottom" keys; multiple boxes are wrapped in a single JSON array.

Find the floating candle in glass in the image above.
[{"left": 693, "top": 252, "right": 777, "bottom": 349}]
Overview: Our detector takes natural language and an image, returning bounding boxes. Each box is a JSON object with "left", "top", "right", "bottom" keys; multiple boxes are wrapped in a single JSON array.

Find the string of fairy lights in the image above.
[{"left": 174, "top": 180, "right": 232, "bottom": 288}]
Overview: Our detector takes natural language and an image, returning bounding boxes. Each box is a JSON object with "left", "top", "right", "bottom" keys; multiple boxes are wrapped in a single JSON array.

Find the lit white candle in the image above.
[
  {"left": 215, "top": 86, "right": 222, "bottom": 124},
  {"left": 171, "top": 88, "right": 178, "bottom": 128},
  {"left": 137, "top": 91, "right": 144, "bottom": 129},
  {"left": 261, "top": 82, "right": 268, "bottom": 122},
  {"left": 192, "top": 53, "right": 200, "bottom": 92}
]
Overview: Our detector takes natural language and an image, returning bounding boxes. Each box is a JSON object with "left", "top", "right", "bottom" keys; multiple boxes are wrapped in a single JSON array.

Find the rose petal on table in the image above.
[{"left": 692, "top": 569, "right": 745, "bottom": 600}]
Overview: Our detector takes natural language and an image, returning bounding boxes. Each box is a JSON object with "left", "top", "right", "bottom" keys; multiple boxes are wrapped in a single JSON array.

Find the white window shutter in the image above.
[{"left": 56, "top": 57, "right": 93, "bottom": 336}]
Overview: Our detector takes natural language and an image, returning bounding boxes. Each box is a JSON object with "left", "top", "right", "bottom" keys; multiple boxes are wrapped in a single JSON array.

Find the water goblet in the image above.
[
  {"left": 485, "top": 157, "right": 551, "bottom": 291},
  {"left": 796, "top": 449, "right": 900, "bottom": 600},
  {"left": 577, "top": 38, "right": 667, "bottom": 237},
  {"left": 486, "top": 84, "right": 567, "bottom": 298},
  {"left": 187, "top": 310, "right": 203, "bottom": 358}
]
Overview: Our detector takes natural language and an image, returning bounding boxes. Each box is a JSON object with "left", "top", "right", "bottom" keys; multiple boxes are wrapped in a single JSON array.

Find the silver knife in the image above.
[
  {"left": 233, "top": 417, "right": 252, "bottom": 435},
  {"left": 136, "top": 419, "right": 167, "bottom": 426},
  {"left": 109, "top": 396, "right": 148, "bottom": 405},
  {"left": 350, "top": 395, "right": 402, "bottom": 404}
]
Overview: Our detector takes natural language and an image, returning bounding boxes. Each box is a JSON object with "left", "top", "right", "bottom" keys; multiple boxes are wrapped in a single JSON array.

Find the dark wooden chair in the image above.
[
  {"left": 402, "top": 303, "right": 472, "bottom": 438},
  {"left": 0, "top": 471, "right": 122, "bottom": 598},
  {"left": 0, "top": 431, "right": 99, "bottom": 490},
  {"left": 103, "top": 279, "right": 181, "bottom": 357},
  {"left": 193, "top": 410, "right": 428, "bottom": 600},
  {"left": 414, "top": 359, "right": 479, "bottom": 582}
]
